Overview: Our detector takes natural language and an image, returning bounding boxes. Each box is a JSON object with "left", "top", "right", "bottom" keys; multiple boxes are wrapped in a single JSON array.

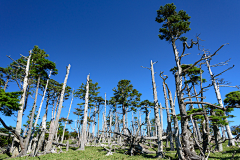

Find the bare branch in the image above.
[
  {"left": 6, "top": 55, "right": 26, "bottom": 69},
  {"left": 141, "top": 66, "right": 151, "bottom": 70},
  {"left": 210, "top": 58, "right": 231, "bottom": 67},
  {"left": 0, "top": 117, "right": 24, "bottom": 150},
  {"left": 213, "top": 65, "right": 234, "bottom": 79},
  {"left": 184, "top": 101, "right": 224, "bottom": 110},
  {"left": 182, "top": 44, "right": 228, "bottom": 74},
  {"left": 20, "top": 54, "right": 28, "bottom": 59}
]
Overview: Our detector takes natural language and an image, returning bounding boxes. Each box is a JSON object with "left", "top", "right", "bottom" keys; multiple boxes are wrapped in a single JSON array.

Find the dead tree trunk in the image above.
[
  {"left": 61, "top": 89, "right": 74, "bottom": 143},
  {"left": 164, "top": 80, "right": 183, "bottom": 158},
  {"left": 45, "top": 64, "right": 71, "bottom": 151},
  {"left": 150, "top": 60, "right": 163, "bottom": 158},
  {"left": 12, "top": 51, "right": 32, "bottom": 157},
  {"left": 20, "top": 76, "right": 40, "bottom": 156},
  {"left": 160, "top": 73, "right": 174, "bottom": 151},
  {"left": 205, "top": 54, "right": 235, "bottom": 146},
  {"left": 78, "top": 74, "right": 90, "bottom": 150},
  {"left": 92, "top": 104, "right": 97, "bottom": 137}
]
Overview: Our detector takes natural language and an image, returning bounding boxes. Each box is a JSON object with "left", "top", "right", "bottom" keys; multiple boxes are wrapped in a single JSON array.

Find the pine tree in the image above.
[{"left": 112, "top": 80, "right": 141, "bottom": 134}]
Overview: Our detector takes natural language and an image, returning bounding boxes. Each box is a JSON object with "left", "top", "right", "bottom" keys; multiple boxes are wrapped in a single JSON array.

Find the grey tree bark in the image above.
[
  {"left": 61, "top": 89, "right": 74, "bottom": 143},
  {"left": 150, "top": 60, "right": 163, "bottom": 158},
  {"left": 164, "top": 79, "right": 183, "bottom": 158},
  {"left": 92, "top": 104, "right": 97, "bottom": 137},
  {"left": 20, "top": 76, "right": 40, "bottom": 156},
  {"left": 12, "top": 50, "right": 32, "bottom": 157},
  {"left": 45, "top": 64, "right": 71, "bottom": 151},
  {"left": 161, "top": 74, "right": 174, "bottom": 151},
  {"left": 205, "top": 54, "right": 235, "bottom": 146},
  {"left": 78, "top": 74, "right": 90, "bottom": 150}
]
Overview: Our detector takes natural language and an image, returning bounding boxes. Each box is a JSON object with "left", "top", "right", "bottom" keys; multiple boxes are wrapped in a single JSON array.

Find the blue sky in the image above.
[{"left": 1, "top": 0, "right": 240, "bottom": 134}]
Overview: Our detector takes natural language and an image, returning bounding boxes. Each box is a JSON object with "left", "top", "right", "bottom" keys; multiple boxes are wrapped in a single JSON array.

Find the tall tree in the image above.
[
  {"left": 112, "top": 80, "right": 142, "bottom": 134},
  {"left": 139, "top": 100, "right": 154, "bottom": 137},
  {"left": 205, "top": 54, "right": 235, "bottom": 146},
  {"left": 78, "top": 74, "right": 90, "bottom": 150},
  {"left": 45, "top": 64, "right": 71, "bottom": 152},
  {"left": 156, "top": 3, "right": 201, "bottom": 159},
  {"left": 12, "top": 50, "right": 32, "bottom": 157}
]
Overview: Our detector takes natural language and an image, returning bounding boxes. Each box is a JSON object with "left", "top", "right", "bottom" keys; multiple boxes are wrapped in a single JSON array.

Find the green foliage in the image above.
[
  {"left": 231, "top": 125, "right": 240, "bottom": 135},
  {"left": 0, "top": 89, "right": 22, "bottom": 116},
  {"left": 170, "top": 64, "right": 206, "bottom": 85},
  {"left": 0, "top": 127, "right": 13, "bottom": 148},
  {"left": 156, "top": 3, "right": 191, "bottom": 42},
  {"left": 187, "top": 108, "right": 204, "bottom": 120},
  {"left": 112, "top": 79, "right": 142, "bottom": 113},
  {"left": 140, "top": 99, "right": 154, "bottom": 123},
  {"left": 74, "top": 79, "right": 101, "bottom": 124},
  {"left": 30, "top": 45, "right": 58, "bottom": 79},
  {"left": 224, "top": 90, "right": 240, "bottom": 106}
]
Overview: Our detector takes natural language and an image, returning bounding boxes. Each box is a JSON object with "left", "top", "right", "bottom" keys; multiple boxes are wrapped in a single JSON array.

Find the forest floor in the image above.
[{"left": 0, "top": 141, "right": 239, "bottom": 160}]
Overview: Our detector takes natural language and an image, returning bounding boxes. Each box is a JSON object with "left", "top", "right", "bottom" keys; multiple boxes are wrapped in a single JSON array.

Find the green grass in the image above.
[{"left": 0, "top": 142, "right": 239, "bottom": 160}]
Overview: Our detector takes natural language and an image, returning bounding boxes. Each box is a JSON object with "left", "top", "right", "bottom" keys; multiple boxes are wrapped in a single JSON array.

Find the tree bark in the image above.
[
  {"left": 45, "top": 64, "right": 71, "bottom": 151},
  {"left": 78, "top": 74, "right": 90, "bottom": 150},
  {"left": 12, "top": 50, "right": 32, "bottom": 157},
  {"left": 205, "top": 54, "right": 235, "bottom": 146},
  {"left": 20, "top": 76, "right": 40, "bottom": 156},
  {"left": 150, "top": 60, "right": 163, "bottom": 158},
  {"left": 162, "top": 80, "right": 174, "bottom": 151},
  {"left": 92, "top": 104, "right": 97, "bottom": 137},
  {"left": 3, "top": 77, "right": 9, "bottom": 91},
  {"left": 61, "top": 89, "right": 74, "bottom": 143}
]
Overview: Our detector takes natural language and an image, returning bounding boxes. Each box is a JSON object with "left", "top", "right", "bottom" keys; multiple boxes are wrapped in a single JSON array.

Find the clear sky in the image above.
[{"left": 1, "top": 0, "right": 240, "bottom": 134}]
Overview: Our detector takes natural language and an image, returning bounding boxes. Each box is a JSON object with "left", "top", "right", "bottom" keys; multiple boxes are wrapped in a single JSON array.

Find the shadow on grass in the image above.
[
  {"left": 69, "top": 147, "right": 79, "bottom": 151},
  {"left": 208, "top": 147, "right": 240, "bottom": 160}
]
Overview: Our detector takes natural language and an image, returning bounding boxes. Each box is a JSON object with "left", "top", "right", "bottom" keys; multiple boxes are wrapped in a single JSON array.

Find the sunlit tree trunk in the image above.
[
  {"left": 20, "top": 76, "right": 40, "bottom": 156},
  {"left": 61, "top": 89, "right": 74, "bottom": 143},
  {"left": 205, "top": 54, "right": 235, "bottom": 146},
  {"left": 78, "top": 74, "right": 90, "bottom": 150},
  {"left": 150, "top": 60, "right": 163, "bottom": 158},
  {"left": 162, "top": 80, "right": 174, "bottom": 151},
  {"left": 12, "top": 51, "right": 32, "bottom": 157},
  {"left": 45, "top": 64, "right": 71, "bottom": 151}
]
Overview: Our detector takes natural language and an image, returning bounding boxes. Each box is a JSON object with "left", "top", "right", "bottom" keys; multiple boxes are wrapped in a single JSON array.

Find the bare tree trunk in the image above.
[
  {"left": 184, "top": 76, "right": 202, "bottom": 143},
  {"left": 108, "top": 112, "right": 112, "bottom": 147},
  {"left": 12, "top": 50, "right": 32, "bottom": 157},
  {"left": 132, "top": 111, "right": 135, "bottom": 136},
  {"left": 34, "top": 70, "right": 52, "bottom": 129},
  {"left": 97, "top": 105, "right": 100, "bottom": 138},
  {"left": 104, "top": 93, "right": 107, "bottom": 139},
  {"left": 51, "top": 93, "right": 56, "bottom": 120},
  {"left": 205, "top": 54, "right": 235, "bottom": 146},
  {"left": 162, "top": 79, "right": 174, "bottom": 151},
  {"left": 150, "top": 60, "right": 163, "bottom": 158},
  {"left": 45, "top": 64, "right": 71, "bottom": 151},
  {"left": 102, "top": 113, "right": 106, "bottom": 143},
  {"left": 33, "top": 114, "right": 47, "bottom": 156},
  {"left": 92, "top": 104, "right": 97, "bottom": 137},
  {"left": 122, "top": 104, "right": 127, "bottom": 135},
  {"left": 211, "top": 110, "right": 223, "bottom": 151},
  {"left": 114, "top": 111, "right": 118, "bottom": 138},
  {"left": 20, "top": 76, "right": 40, "bottom": 156},
  {"left": 27, "top": 70, "right": 52, "bottom": 150},
  {"left": 53, "top": 95, "right": 60, "bottom": 120},
  {"left": 147, "top": 110, "right": 151, "bottom": 137},
  {"left": 165, "top": 82, "right": 183, "bottom": 158},
  {"left": 221, "top": 125, "right": 226, "bottom": 141},
  {"left": 61, "top": 89, "right": 74, "bottom": 143},
  {"left": 138, "top": 110, "right": 142, "bottom": 136},
  {"left": 87, "top": 108, "right": 91, "bottom": 140},
  {"left": 78, "top": 74, "right": 90, "bottom": 150}
]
